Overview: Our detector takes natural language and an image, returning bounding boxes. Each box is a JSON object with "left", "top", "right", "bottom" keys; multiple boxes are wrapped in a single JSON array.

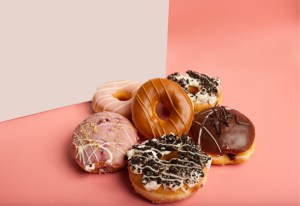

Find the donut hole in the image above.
[
  {"left": 227, "top": 153, "right": 236, "bottom": 161},
  {"left": 113, "top": 91, "right": 132, "bottom": 101},
  {"left": 160, "top": 151, "right": 178, "bottom": 161},
  {"left": 156, "top": 102, "right": 171, "bottom": 121},
  {"left": 187, "top": 86, "right": 199, "bottom": 95}
]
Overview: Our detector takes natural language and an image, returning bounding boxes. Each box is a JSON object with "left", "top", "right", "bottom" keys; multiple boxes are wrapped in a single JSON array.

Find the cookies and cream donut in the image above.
[
  {"left": 127, "top": 134, "right": 211, "bottom": 203},
  {"left": 71, "top": 111, "right": 139, "bottom": 173},
  {"left": 132, "top": 78, "right": 194, "bottom": 139},
  {"left": 167, "top": 70, "right": 222, "bottom": 113},
  {"left": 92, "top": 80, "right": 141, "bottom": 119},
  {"left": 189, "top": 106, "right": 255, "bottom": 165}
]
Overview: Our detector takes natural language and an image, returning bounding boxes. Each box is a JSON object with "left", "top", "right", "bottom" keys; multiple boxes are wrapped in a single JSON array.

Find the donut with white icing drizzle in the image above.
[
  {"left": 167, "top": 70, "right": 222, "bottom": 113},
  {"left": 189, "top": 106, "right": 255, "bottom": 165},
  {"left": 71, "top": 112, "right": 139, "bottom": 173},
  {"left": 127, "top": 134, "right": 211, "bottom": 203},
  {"left": 92, "top": 80, "right": 141, "bottom": 119}
]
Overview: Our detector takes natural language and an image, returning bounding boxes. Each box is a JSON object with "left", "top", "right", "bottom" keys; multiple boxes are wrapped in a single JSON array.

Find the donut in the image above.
[
  {"left": 92, "top": 80, "right": 141, "bottom": 119},
  {"left": 167, "top": 70, "right": 222, "bottom": 113},
  {"left": 127, "top": 134, "right": 211, "bottom": 203},
  {"left": 189, "top": 106, "right": 255, "bottom": 165},
  {"left": 71, "top": 111, "right": 139, "bottom": 173},
  {"left": 132, "top": 78, "right": 194, "bottom": 139}
]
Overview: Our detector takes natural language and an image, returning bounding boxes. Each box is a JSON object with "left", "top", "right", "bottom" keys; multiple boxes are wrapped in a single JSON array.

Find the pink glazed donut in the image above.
[
  {"left": 71, "top": 111, "right": 139, "bottom": 174},
  {"left": 92, "top": 80, "right": 141, "bottom": 119}
]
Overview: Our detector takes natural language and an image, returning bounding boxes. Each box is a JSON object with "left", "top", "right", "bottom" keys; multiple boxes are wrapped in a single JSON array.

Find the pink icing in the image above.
[
  {"left": 92, "top": 80, "right": 141, "bottom": 119},
  {"left": 71, "top": 111, "right": 139, "bottom": 173}
]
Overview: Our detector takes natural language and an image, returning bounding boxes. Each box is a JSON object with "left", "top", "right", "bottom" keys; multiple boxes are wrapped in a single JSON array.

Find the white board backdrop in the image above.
[{"left": 0, "top": 0, "right": 169, "bottom": 122}]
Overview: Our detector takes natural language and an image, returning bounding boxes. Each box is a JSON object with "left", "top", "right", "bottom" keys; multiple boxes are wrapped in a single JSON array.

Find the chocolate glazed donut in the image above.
[
  {"left": 189, "top": 106, "right": 255, "bottom": 165},
  {"left": 132, "top": 78, "right": 194, "bottom": 139}
]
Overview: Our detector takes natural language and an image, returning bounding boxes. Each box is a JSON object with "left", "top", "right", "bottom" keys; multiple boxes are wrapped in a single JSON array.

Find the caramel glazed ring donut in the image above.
[
  {"left": 167, "top": 70, "right": 222, "bottom": 113},
  {"left": 189, "top": 106, "right": 255, "bottom": 165},
  {"left": 132, "top": 78, "right": 194, "bottom": 139},
  {"left": 92, "top": 80, "right": 141, "bottom": 120},
  {"left": 127, "top": 134, "right": 211, "bottom": 203}
]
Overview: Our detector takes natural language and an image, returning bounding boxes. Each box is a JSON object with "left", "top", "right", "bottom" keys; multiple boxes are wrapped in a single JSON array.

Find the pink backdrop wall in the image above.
[
  {"left": 0, "top": 0, "right": 299, "bottom": 205},
  {"left": 167, "top": 0, "right": 299, "bottom": 205}
]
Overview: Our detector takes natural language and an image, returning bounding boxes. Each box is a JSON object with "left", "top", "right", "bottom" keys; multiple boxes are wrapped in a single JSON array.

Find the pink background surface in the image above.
[{"left": 0, "top": 0, "right": 299, "bottom": 205}]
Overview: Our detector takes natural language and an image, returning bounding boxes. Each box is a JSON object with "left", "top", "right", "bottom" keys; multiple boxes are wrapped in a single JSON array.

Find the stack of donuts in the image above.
[{"left": 70, "top": 70, "right": 255, "bottom": 203}]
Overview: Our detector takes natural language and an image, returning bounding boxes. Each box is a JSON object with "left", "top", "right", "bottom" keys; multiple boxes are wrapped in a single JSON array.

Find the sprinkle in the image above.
[{"left": 93, "top": 125, "right": 98, "bottom": 133}]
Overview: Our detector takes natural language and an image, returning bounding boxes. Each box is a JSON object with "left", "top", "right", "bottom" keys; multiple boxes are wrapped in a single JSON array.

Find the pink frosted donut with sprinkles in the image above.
[
  {"left": 92, "top": 80, "right": 141, "bottom": 119},
  {"left": 71, "top": 111, "right": 139, "bottom": 174}
]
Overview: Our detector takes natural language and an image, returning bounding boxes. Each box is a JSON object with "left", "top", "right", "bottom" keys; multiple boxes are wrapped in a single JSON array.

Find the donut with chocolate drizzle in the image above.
[
  {"left": 189, "top": 106, "right": 255, "bottom": 165},
  {"left": 127, "top": 134, "right": 211, "bottom": 203}
]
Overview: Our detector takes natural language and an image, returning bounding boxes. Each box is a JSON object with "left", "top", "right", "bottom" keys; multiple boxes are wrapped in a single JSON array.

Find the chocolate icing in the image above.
[{"left": 189, "top": 106, "right": 255, "bottom": 155}]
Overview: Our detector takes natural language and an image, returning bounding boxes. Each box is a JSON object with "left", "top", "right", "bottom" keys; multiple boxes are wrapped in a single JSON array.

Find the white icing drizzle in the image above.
[
  {"left": 72, "top": 112, "right": 138, "bottom": 173},
  {"left": 127, "top": 134, "right": 211, "bottom": 191},
  {"left": 85, "top": 163, "right": 96, "bottom": 172},
  {"left": 192, "top": 106, "right": 251, "bottom": 155},
  {"left": 92, "top": 80, "right": 141, "bottom": 117},
  {"left": 112, "top": 100, "right": 132, "bottom": 113}
]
